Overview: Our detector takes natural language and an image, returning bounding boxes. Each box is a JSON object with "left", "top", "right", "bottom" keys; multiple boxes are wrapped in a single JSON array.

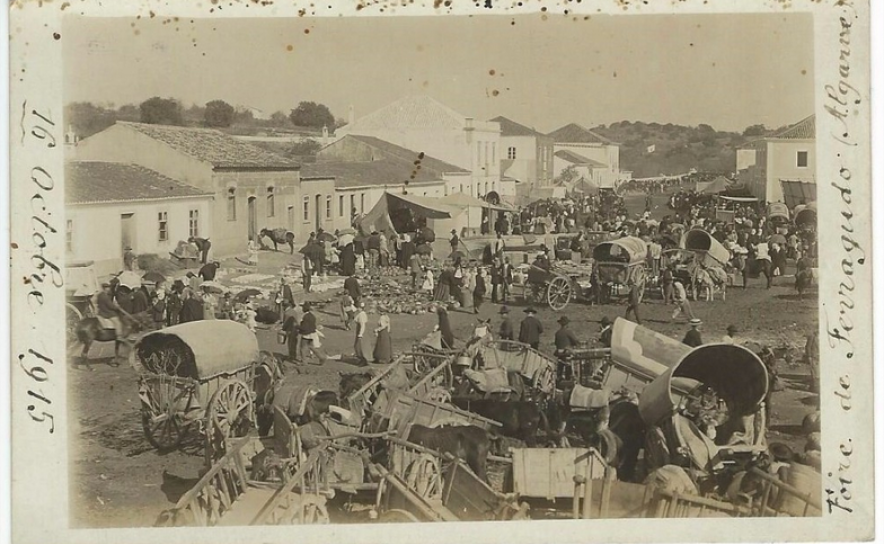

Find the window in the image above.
[
  {"left": 339, "top": 195, "right": 345, "bottom": 217},
  {"left": 360, "top": 193, "right": 365, "bottom": 212},
  {"left": 444, "top": 185, "right": 449, "bottom": 196},
  {"left": 507, "top": 146, "right": 517, "bottom": 160},
  {"left": 325, "top": 196, "right": 332, "bottom": 219},
  {"left": 189, "top": 209, "right": 199, "bottom": 238},
  {"left": 484, "top": 142, "right": 490, "bottom": 168},
  {"left": 350, "top": 195, "right": 356, "bottom": 216},
  {"left": 797, "top": 151, "right": 809, "bottom": 168},
  {"left": 227, "top": 188, "right": 236, "bottom": 221},
  {"left": 491, "top": 143, "right": 496, "bottom": 164},
  {"left": 66, "top": 219, "right": 73, "bottom": 252},
  {"left": 158, "top": 211, "right": 169, "bottom": 242},
  {"left": 303, "top": 196, "right": 310, "bottom": 221},
  {"left": 266, "top": 187, "right": 275, "bottom": 217}
]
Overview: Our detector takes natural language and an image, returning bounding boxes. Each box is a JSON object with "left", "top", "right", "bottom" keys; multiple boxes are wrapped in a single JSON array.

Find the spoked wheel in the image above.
[
  {"left": 66, "top": 304, "right": 83, "bottom": 346},
  {"left": 547, "top": 276, "right": 572, "bottom": 311},
  {"left": 207, "top": 379, "right": 254, "bottom": 461},
  {"left": 140, "top": 381, "right": 195, "bottom": 451},
  {"left": 404, "top": 453, "right": 443, "bottom": 500},
  {"left": 632, "top": 267, "right": 647, "bottom": 303}
]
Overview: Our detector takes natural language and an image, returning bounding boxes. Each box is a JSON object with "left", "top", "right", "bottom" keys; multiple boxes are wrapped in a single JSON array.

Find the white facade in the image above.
[
  {"left": 67, "top": 196, "right": 213, "bottom": 277},
  {"left": 552, "top": 143, "right": 620, "bottom": 188},
  {"left": 737, "top": 139, "right": 815, "bottom": 203}
]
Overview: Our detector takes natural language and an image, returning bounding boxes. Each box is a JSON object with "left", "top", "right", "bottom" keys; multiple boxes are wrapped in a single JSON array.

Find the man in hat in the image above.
[
  {"left": 123, "top": 247, "right": 136, "bottom": 271},
  {"left": 498, "top": 306, "right": 514, "bottom": 341},
  {"left": 518, "top": 307, "right": 543, "bottom": 350},
  {"left": 624, "top": 283, "right": 642, "bottom": 324},
  {"left": 500, "top": 257, "right": 514, "bottom": 303},
  {"left": 198, "top": 260, "right": 221, "bottom": 282},
  {"left": 449, "top": 229, "right": 460, "bottom": 255},
  {"left": 299, "top": 302, "right": 328, "bottom": 364},
  {"left": 95, "top": 281, "right": 124, "bottom": 331},
  {"left": 554, "top": 316, "right": 581, "bottom": 381},
  {"left": 671, "top": 280, "right": 695, "bottom": 321},
  {"left": 598, "top": 316, "right": 613, "bottom": 348},
  {"left": 722, "top": 324, "right": 739, "bottom": 344},
  {"left": 683, "top": 319, "right": 703, "bottom": 347},
  {"left": 282, "top": 302, "right": 304, "bottom": 362},
  {"left": 189, "top": 236, "right": 212, "bottom": 265}
]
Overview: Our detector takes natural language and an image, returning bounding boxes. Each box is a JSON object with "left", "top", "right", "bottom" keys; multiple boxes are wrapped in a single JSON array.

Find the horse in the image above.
[
  {"left": 692, "top": 266, "right": 728, "bottom": 302},
  {"left": 72, "top": 312, "right": 143, "bottom": 368},
  {"left": 733, "top": 252, "right": 772, "bottom": 289},
  {"left": 795, "top": 267, "right": 818, "bottom": 296},
  {"left": 259, "top": 228, "right": 295, "bottom": 254}
]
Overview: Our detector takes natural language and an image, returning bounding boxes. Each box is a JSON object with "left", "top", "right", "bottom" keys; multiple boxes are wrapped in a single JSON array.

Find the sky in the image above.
[{"left": 63, "top": 12, "right": 814, "bottom": 134}]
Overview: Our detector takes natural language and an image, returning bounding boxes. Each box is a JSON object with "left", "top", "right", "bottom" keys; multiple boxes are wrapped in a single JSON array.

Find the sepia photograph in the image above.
[{"left": 7, "top": 1, "right": 875, "bottom": 542}]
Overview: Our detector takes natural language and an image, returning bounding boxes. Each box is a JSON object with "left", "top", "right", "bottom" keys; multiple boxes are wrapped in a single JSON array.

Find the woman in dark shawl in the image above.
[
  {"left": 435, "top": 306, "right": 455, "bottom": 349},
  {"left": 340, "top": 242, "right": 356, "bottom": 277}
]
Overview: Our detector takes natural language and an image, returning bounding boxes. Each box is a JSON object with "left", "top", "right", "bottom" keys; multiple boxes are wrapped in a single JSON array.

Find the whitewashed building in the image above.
[
  {"left": 548, "top": 123, "right": 621, "bottom": 189},
  {"left": 65, "top": 161, "right": 213, "bottom": 276},
  {"left": 736, "top": 115, "right": 816, "bottom": 205}
]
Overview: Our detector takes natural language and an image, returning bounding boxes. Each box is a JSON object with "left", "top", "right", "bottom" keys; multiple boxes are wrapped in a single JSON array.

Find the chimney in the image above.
[
  {"left": 322, "top": 125, "right": 329, "bottom": 146},
  {"left": 348, "top": 105, "right": 355, "bottom": 126}
]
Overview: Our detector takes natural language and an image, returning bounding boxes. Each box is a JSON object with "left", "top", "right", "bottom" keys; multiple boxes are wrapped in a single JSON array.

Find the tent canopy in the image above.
[
  {"left": 440, "top": 192, "right": 513, "bottom": 212},
  {"left": 719, "top": 196, "right": 758, "bottom": 203},
  {"left": 697, "top": 176, "right": 732, "bottom": 195},
  {"left": 358, "top": 191, "right": 460, "bottom": 236}
]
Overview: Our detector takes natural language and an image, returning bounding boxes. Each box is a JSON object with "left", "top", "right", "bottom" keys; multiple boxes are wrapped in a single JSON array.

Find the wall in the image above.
[
  {"left": 500, "top": 135, "right": 537, "bottom": 186},
  {"left": 552, "top": 142, "right": 620, "bottom": 188},
  {"left": 296, "top": 178, "right": 338, "bottom": 238},
  {"left": 212, "top": 169, "right": 301, "bottom": 255},
  {"left": 766, "top": 140, "right": 816, "bottom": 203},
  {"left": 736, "top": 149, "right": 757, "bottom": 171},
  {"left": 67, "top": 196, "right": 212, "bottom": 277},
  {"left": 737, "top": 143, "right": 768, "bottom": 201},
  {"left": 536, "top": 136, "right": 555, "bottom": 186}
]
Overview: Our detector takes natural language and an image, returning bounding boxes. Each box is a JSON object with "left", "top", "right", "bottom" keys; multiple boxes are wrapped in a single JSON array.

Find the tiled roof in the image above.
[
  {"left": 548, "top": 123, "right": 615, "bottom": 145},
  {"left": 771, "top": 115, "right": 815, "bottom": 140},
  {"left": 346, "top": 135, "right": 469, "bottom": 174},
  {"left": 301, "top": 159, "right": 444, "bottom": 189},
  {"left": 118, "top": 122, "right": 300, "bottom": 169},
  {"left": 66, "top": 161, "right": 212, "bottom": 205},
  {"left": 554, "top": 149, "right": 607, "bottom": 168},
  {"left": 341, "top": 95, "right": 466, "bottom": 132},
  {"left": 490, "top": 116, "right": 543, "bottom": 138}
]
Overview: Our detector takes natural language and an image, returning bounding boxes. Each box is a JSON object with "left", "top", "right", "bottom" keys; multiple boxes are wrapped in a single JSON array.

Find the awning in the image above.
[
  {"left": 780, "top": 179, "right": 817, "bottom": 209},
  {"left": 719, "top": 196, "right": 758, "bottom": 203},
  {"left": 440, "top": 192, "right": 513, "bottom": 212},
  {"left": 358, "top": 191, "right": 460, "bottom": 235}
]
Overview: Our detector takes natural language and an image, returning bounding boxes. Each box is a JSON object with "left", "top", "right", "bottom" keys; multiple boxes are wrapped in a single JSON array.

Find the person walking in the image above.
[
  {"left": 353, "top": 303, "right": 371, "bottom": 365},
  {"left": 500, "top": 257, "right": 513, "bottom": 303},
  {"left": 554, "top": 316, "right": 580, "bottom": 381},
  {"left": 373, "top": 314, "right": 393, "bottom": 364},
  {"left": 661, "top": 265, "right": 674, "bottom": 305},
  {"left": 247, "top": 237, "right": 259, "bottom": 266},
  {"left": 302, "top": 255, "right": 314, "bottom": 293},
  {"left": 409, "top": 252, "right": 423, "bottom": 290},
  {"left": 518, "top": 307, "right": 543, "bottom": 350},
  {"left": 498, "top": 306, "right": 514, "bottom": 341},
  {"left": 449, "top": 229, "right": 460, "bottom": 256},
  {"left": 282, "top": 303, "right": 304, "bottom": 362},
  {"left": 473, "top": 267, "right": 487, "bottom": 314},
  {"left": 671, "top": 280, "right": 695, "bottom": 321},
  {"left": 344, "top": 274, "right": 361, "bottom": 307},
  {"left": 683, "top": 318, "right": 703, "bottom": 347},
  {"left": 435, "top": 305, "right": 455, "bottom": 349},
  {"left": 299, "top": 302, "right": 328, "bottom": 365},
  {"left": 624, "top": 283, "right": 642, "bottom": 324}
]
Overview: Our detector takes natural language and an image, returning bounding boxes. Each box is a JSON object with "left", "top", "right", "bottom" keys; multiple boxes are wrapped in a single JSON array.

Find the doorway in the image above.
[
  {"left": 288, "top": 205, "right": 295, "bottom": 232},
  {"left": 248, "top": 196, "right": 257, "bottom": 241},
  {"left": 314, "top": 194, "right": 322, "bottom": 232},
  {"left": 120, "top": 213, "right": 136, "bottom": 252}
]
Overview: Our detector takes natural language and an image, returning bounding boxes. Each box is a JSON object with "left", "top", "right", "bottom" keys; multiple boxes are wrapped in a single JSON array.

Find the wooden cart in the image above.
[
  {"left": 592, "top": 237, "right": 649, "bottom": 300},
  {"left": 133, "top": 321, "right": 280, "bottom": 465},
  {"left": 370, "top": 391, "right": 502, "bottom": 439},
  {"left": 524, "top": 261, "right": 595, "bottom": 311},
  {"left": 65, "top": 260, "right": 99, "bottom": 343},
  {"left": 373, "top": 437, "right": 527, "bottom": 522}
]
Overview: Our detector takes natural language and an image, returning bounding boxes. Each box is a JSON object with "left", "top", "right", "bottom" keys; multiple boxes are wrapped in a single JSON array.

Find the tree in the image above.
[
  {"left": 139, "top": 97, "right": 184, "bottom": 125},
  {"left": 269, "top": 111, "right": 290, "bottom": 127},
  {"left": 554, "top": 165, "right": 580, "bottom": 186},
  {"left": 742, "top": 124, "right": 767, "bottom": 137},
  {"left": 234, "top": 108, "right": 255, "bottom": 125},
  {"left": 289, "top": 101, "right": 335, "bottom": 129},
  {"left": 334, "top": 117, "right": 348, "bottom": 129},
  {"left": 204, "top": 100, "right": 235, "bottom": 127},
  {"left": 65, "top": 102, "right": 118, "bottom": 139}
]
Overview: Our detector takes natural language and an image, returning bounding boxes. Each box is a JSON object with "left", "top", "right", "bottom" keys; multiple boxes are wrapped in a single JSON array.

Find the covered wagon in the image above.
[
  {"left": 133, "top": 320, "right": 280, "bottom": 464},
  {"left": 679, "top": 229, "right": 730, "bottom": 268},
  {"left": 592, "top": 236, "right": 648, "bottom": 298}
]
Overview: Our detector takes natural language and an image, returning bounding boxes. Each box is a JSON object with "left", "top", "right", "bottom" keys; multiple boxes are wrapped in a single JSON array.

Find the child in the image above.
[
  {"left": 422, "top": 268, "right": 435, "bottom": 293},
  {"left": 340, "top": 293, "right": 356, "bottom": 331}
]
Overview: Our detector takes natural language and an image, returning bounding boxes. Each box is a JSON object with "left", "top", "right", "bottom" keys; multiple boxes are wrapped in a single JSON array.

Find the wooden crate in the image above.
[{"left": 511, "top": 447, "right": 607, "bottom": 500}]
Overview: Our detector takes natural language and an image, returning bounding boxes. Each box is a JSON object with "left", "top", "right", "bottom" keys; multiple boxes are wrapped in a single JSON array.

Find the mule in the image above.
[
  {"left": 733, "top": 254, "right": 772, "bottom": 289},
  {"left": 72, "top": 313, "right": 143, "bottom": 368},
  {"left": 259, "top": 228, "right": 296, "bottom": 254},
  {"left": 693, "top": 266, "right": 728, "bottom": 302}
]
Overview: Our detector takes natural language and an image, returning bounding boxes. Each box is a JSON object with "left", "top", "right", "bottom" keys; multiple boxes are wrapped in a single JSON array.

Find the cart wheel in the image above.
[
  {"left": 378, "top": 509, "right": 421, "bottom": 523},
  {"left": 208, "top": 379, "right": 254, "bottom": 455},
  {"left": 141, "top": 383, "right": 193, "bottom": 451},
  {"left": 547, "top": 276, "right": 572, "bottom": 311},
  {"left": 633, "top": 267, "right": 647, "bottom": 303},
  {"left": 535, "top": 368, "right": 555, "bottom": 396},
  {"left": 404, "top": 453, "right": 443, "bottom": 499},
  {"left": 66, "top": 304, "right": 83, "bottom": 345}
]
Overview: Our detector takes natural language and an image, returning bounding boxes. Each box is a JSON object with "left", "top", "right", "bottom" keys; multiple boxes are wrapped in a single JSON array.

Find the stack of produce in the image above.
[{"left": 360, "top": 276, "right": 435, "bottom": 315}]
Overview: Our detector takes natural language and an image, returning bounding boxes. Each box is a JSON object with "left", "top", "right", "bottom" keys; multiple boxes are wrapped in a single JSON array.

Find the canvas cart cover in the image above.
[
  {"left": 592, "top": 236, "right": 648, "bottom": 265},
  {"left": 794, "top": 202, "right": 817, "bottom": 227},
  {"left": 65, "top": 261, "right": 99, "bottom": 297},
  {"left": 680, "top": 229, "right": 730, "bottom": 266},
  {"left": 767, "top": 202, "right": 790, "bottom": 222},
  {"left": 134, "top": 321, "right": 259, "bottom": 380}
]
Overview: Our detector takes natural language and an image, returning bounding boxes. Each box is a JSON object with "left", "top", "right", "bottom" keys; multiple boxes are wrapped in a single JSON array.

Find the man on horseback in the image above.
[{"left": 95, "top": 281, "right": 124, "bottom": 332}]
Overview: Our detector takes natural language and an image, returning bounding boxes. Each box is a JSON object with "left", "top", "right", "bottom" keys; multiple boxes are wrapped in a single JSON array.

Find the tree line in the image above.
[{"left": 65, "top": 97, "right": 346, "bottom": 139}]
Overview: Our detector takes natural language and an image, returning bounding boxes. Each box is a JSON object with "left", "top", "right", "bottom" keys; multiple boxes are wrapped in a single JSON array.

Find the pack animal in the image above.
[
  {"left": 72, "top": 313, "right": 142, "bottom": 367},
  {"left": 259, "top": 227, "right": 296, "bottom": 254},
  {"left": 407, "top": 424, "right": 490, "bottom": 482},
  {"left": 693, "top": 266, "right": 728, "bottom": 302},
  {"left": 451, "top": 398, "right": 548, "bottom": 447}
]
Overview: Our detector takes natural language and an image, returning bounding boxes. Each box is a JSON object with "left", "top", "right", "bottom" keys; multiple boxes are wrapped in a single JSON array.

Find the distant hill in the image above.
[{"left": 590, "top": 121, "right": 786, "bottom": 179}]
